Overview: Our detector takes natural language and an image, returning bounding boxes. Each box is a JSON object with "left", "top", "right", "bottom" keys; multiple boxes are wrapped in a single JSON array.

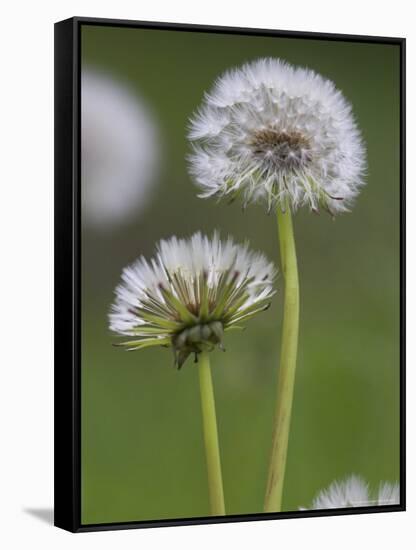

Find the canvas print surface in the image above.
[{"left": 80, "top": 24, "right": 401, "bottom": 525}]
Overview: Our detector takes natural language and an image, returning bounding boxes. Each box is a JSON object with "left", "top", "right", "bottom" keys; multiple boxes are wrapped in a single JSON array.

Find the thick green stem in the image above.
[
  {"left": 264, "top": 206, "right": 300, "bottom": 513},
  {"left": 198, "top": 351, "right": 226, "bottom": 516}
]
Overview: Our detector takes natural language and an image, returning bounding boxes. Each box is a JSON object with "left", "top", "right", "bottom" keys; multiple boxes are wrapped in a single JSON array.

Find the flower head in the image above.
[
  {"left": 301, "top": 475, "right": 400, "bottom": 510},
  {"left": 110, "top": 232, "right": 276, "bottom": 368},
  {"left": 82, "top": 68, "right": 160, "bottom": 228},
  {"left": 188, "top": 58, "right": 366, "bottom": 215}
]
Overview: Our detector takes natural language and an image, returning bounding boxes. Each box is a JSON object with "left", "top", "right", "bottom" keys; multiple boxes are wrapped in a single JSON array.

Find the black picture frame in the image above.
[{"left": 54, "top": 16, "right": 406, "bottom": 533}]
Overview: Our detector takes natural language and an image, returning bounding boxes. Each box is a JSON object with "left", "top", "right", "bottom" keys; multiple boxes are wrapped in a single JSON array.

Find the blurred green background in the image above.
[{"left": 81, "top": 25, "right": 400, "bottom": 524}]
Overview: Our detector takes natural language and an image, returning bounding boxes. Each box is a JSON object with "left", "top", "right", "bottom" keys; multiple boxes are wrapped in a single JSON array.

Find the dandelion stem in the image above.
[
  {"left": 264, "top": 206, "right": 300, "bottom": 512},
  {"left": 198, "top": 351, "right": 226, "bottom": 516}
]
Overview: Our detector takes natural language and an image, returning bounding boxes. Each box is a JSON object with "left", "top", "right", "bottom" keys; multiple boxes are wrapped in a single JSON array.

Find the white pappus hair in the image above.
[
  {"left": 188, "top": 58, "right": 366, "bottom": 215},
  {"left": 301, "top": 475, "right": 400, "bottom": 510},
  {"left": 109, "top": 232, "right": 276, "bottom": 368}
]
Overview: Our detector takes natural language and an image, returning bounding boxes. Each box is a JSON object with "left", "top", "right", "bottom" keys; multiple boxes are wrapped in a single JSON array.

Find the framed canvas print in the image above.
[{"left": 54, "top": 17, "right": 405, "bottom": 532}]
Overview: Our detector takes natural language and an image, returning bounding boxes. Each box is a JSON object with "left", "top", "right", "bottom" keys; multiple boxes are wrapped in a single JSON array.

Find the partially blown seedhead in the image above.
[
  {"left": 188, "top": 58, "right": 366, "bottom": 215},
  {"left": 301, "top": 475, "right": 400, "bottom": 510},
  {"left": 110, "top": 232, "right": 276, "bottom": 368}
]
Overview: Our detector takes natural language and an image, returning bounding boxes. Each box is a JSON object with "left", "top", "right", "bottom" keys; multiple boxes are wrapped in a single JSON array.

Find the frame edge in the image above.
[{"left": 54, "top": 17, "right": 81, "bottom": 533}]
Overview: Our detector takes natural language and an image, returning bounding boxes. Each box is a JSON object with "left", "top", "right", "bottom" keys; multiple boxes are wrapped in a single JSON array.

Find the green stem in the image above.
[
  {"left": 198, "top": 351, "right": 226, "bottom": 516},
  {"left": 264, "top": 206, "right": 300, "bottom": 513}
]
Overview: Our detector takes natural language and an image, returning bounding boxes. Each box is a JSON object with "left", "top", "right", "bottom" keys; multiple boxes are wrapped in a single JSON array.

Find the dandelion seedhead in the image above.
[
  {"left": 301, "top": 475, "right": 400, "bottom": 510},
  {"left": 188, "top": 58, "right": 366, "bottom": 215},
  {"left": 110, "top": 232, "right": 276, "bottom": 368},
  {"left": 81, "top": 68, "right": 160, "bottom": 228}
]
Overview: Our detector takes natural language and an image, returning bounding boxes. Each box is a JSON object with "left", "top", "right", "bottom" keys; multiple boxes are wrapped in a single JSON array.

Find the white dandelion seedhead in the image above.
[
  {"left": 81, "top": 68, "right": 160, "bottom": 228},
  {"left": 301, "top": 475, "right": 400, "bottom": 510},
  {"left": 188, "top": 58, "right": 366, "bottom": 215},
  {"left": 109, "top": 232, "right": 276, "bottom": 369}
]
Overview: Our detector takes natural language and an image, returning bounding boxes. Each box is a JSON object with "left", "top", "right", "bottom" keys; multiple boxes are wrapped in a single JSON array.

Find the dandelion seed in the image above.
[
  {"left": 109, "top": 232, "right": 276, "bottom": 368},
  {"left": 188, "top": 58, "right": 366, "bottom": 215},
  {"left": 81, "top": 68, "right": 160, "bottom": 228},
  {"left": 301, "top": 475, "right": 400, "bottom": 510}
]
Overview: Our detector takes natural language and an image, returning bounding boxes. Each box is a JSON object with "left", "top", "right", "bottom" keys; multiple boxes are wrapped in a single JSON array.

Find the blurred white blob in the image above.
[{"left": 81, "top": 69, "right": 160, "bottom": 228}]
